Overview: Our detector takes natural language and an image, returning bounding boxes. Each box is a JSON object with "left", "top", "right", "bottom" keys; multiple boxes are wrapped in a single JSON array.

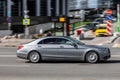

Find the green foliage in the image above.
[{"left": 70, "top": 21, "right": 92, "bottom": 29}]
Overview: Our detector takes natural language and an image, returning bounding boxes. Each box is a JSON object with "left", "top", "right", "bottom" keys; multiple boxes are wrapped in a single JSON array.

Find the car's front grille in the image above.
[
  {"left": 107, "top": 48, "right": 111, "bottom": 53},
  {"left": 104, "top": 55, "right": 110, "bottom": 60}
]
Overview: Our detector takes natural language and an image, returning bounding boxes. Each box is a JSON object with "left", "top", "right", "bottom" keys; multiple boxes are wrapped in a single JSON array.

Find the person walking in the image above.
[{"left": 46, "top": 31, "right": 52, "bottom": 36}]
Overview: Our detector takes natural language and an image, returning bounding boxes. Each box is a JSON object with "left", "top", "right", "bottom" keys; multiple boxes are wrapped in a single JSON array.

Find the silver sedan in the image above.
[{"left": 17, "top": 36, "right": 111, "bottom": 63}]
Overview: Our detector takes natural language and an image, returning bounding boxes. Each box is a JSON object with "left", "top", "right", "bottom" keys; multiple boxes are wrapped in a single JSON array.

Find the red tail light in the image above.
[{"left": 18, "top": 45, "right": 24, "bottom": 50}]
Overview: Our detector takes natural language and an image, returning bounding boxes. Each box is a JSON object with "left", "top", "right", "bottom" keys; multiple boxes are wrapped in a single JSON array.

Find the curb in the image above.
[
  {"left": 106, "top": 37, "right": 118, "bottom": 44},
  {"left": 111, "top": 37, "right": 118, "bottom": 43},
  {"left": 4, "top": 45, "right": 17, "bottom": 47}
]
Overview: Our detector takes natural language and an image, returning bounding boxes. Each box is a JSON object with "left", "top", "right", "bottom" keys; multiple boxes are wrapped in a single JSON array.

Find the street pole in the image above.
[
  {"left": 65, "top": 0, "right": 70, "bottom": 36},
  {"left": 108, "top": 0, "right": 111, "bottom": 9},
  {"left": 117, "top": 4, "right": 120, "bottom": 25},
  {"left": 7, "top": 0, "right": 12, "bottom": 30},
  {"left": 24, "top": 10, "right": 30, "bottom": 39},
  {"left": 117, "top": 4, "right": 120, "bottom": 32},
  {"left": 47, "top": 0, "right": 51, "bottom": 16},
  {"left": 23, "top": 0, "right": 30, "bottom": 38}
]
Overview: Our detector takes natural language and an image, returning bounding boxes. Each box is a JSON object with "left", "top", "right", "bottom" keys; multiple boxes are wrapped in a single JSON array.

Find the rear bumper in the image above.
[
  {"left": 96, "top": 33, "right": 108, "bottom": 36},
  {"left": 17, "top": 53, "right": 28, "bottom": 59}
]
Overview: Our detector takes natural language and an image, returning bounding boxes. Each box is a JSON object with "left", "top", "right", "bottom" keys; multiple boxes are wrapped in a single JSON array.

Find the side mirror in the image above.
[
  {"left": 96, "top": 24, "right": 99, "bottom": 27},
  {"left": 86, "top": 23, "right": 90, "bottom": 25},
  {"left": 73, "top": 43, "right": 78, "bottom": 48}
]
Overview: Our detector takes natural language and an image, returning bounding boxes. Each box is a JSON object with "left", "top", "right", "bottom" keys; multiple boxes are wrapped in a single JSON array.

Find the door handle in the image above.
[
  {"left": 60, "top": 46, "right": 64, "bottom": 48},
  {"left": 38, "top": 46, "right": 41, "bottom": 47}
]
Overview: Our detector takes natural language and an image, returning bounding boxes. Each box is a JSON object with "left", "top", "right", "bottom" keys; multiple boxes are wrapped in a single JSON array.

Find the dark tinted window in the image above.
[
  {"left": 57, "top": 38, "right": 73, "bottom": 45},
  {"left": 38, "top": 38, "right": 56, "bottom": 44},
  {"left": 98, "top": 27, "right": 106, "bottom": 29}
]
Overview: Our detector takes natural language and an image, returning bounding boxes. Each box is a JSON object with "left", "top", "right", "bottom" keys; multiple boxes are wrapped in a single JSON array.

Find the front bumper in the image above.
[
  {"left": 100, "top": 49, "right": 111, "bottom": 60},
  {"left": 103, "top": 55, "right": 111, "bottom": 60}
]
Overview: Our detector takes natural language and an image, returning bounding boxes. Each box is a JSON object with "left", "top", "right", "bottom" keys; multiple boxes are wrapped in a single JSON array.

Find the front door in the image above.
[{"left": 56, "top": 38, "right": 82, "bottom": 60}]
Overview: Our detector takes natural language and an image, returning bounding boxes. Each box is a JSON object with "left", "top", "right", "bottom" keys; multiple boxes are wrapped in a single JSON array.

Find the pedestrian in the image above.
[
  {"left": 0, "top": 38, "right": 1, "bottom": 43},
  {"left": 46, "top": 31, "right": 52, "bottom": 36}
]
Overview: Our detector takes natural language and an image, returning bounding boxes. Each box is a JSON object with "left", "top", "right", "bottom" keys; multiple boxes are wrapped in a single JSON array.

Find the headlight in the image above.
[{"left": 99, "top": 48, "right": 108, "bottom": 53}]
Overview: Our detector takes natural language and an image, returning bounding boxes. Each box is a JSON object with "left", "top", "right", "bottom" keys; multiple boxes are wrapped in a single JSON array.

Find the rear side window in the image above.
[{"left": 38, "top": 38, "right": 56, "bottom": 44}]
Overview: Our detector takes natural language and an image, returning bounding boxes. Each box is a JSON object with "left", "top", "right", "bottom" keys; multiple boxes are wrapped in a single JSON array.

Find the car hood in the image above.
[{"left": 84, "top": 45, "right": 106, "bottom": 49}]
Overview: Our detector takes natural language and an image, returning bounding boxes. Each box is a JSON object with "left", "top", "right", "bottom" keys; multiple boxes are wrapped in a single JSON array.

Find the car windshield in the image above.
[
  {"left": 94, "top": 18, "right": 104, "bottom": 23},
  {"left": 68, "top": 37, "right": 85, "bottom": 45},
  {"left": 98, "top": 27, "right": 106, "bottom": 29}
]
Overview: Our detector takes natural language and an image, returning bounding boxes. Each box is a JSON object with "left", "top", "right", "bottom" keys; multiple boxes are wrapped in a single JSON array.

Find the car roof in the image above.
[
  {"left": 37, "top": 36, "right": 73, "bottom": 42},
  {"left": 40, "top": 36, "right": 70, "bottom": 39},
  {"left": 25, "top": 36, "right": 73, "bottom": 45}
]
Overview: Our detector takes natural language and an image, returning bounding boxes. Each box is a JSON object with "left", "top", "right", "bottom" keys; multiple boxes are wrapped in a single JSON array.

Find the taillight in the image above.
[{"left": 18, "top": 45, "right": 24, "bottom": 50}]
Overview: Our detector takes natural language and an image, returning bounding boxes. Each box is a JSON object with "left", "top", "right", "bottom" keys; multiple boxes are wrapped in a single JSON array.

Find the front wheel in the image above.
[
  {"left": 29, "top": 51, "right": 41, "bottom": 63},
  {"left": 85, "top": 51, "right": 99, "bottom": 63}
]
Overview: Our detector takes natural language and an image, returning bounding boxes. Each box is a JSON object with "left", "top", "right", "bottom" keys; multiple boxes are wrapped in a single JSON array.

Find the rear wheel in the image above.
[
  {"left": 85, "top": 51, "right": 99, "bottom": 63},
  {"left": 29, "top": 51, "right": 41, "bottom": 63},
  {"left": 96, "top": 35, "right": 99, "bottom": 37}
]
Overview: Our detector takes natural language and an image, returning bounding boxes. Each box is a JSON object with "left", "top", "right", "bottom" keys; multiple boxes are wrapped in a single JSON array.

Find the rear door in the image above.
[{"left": 37, "top": 38, "right": 59, "bottom": 59}]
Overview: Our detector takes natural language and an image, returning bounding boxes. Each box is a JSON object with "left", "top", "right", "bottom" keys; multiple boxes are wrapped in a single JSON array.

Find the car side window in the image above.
[
  {"left": 38, "top": 38, "right": 56, "bottom": 44},
  {"left": 57, "top": 38, "right": 73, "bottom": 45}
]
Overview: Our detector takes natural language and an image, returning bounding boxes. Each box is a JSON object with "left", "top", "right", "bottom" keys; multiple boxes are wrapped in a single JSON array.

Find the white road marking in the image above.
[
  {"left": 113, "top": 44, "right": 120, "bottom": 47},
  {"left": 91, "top": 44, "right": 103, "bottom": 46},
  {"left": 0, "top": 64, "right": 30, "bottom": 67},
  {"left": 0, "top": 55, "right": 120, "bottom": 58},
  {"left": 0, "top": 55, "right": 16, "bottom": 57},
  {"left": 106, "top": 41, "right": 111, "bottom": 43},
  {"left": 111, "top": 55, "right": 120, "bottom": 58},
  {"left": 97, "top": 44, "right": 103, "bottom": 46}
]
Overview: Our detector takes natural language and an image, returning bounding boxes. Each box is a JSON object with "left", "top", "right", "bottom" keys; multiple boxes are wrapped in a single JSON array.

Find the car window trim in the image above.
[{"left": 37, "top": 38, "right": 57, "bottom": 44}]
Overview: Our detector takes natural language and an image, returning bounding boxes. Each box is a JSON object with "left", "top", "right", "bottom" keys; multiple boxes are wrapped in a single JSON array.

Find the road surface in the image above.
[{"left": 0, "top": 47, "right": 120, "bottom": 80}]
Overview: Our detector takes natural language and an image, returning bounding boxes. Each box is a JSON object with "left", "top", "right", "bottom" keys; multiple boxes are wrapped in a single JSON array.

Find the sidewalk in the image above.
[
  {"left": 0, "top": 36, "right": 118, "bottom": 48},
  {"left": 71, "top": 24, "right": 118, "bottom": 46},
  {"left": 0, "top": 22, "right": 118, "bottom": 48},
  {"left": 112, "top": 37, "right": 120, "bottom": 47},
  {"left": 0, "top": 38, "right": 34, "bottom": 47}
]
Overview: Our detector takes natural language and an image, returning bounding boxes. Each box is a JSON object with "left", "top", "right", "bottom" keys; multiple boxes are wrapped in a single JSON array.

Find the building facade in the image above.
[
  {"left": 68, "top": 0, "right": 88, "bottom": 11},
  {"left": 0, "top": 0, "right": 69, "bottom": 33},
  {"left": 98, "top": 0, "right": 113, "bottom": 9},
  {"left": 68, "top": 0, "right": 113, "bottom": 11},
  {"left": 0, "top": 0, "right": 68, "bottom": 17}
]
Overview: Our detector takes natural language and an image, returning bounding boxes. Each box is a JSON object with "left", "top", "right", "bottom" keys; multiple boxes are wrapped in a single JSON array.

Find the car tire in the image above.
[
  {"left": 85, "top": 51, "right": 99, "bottom": 63},
  {"left": 96, "top": 35, "right": 99, "bottom": 37},
  {"left": 29, "top": 51, "right": 41, "bottom": 63}
]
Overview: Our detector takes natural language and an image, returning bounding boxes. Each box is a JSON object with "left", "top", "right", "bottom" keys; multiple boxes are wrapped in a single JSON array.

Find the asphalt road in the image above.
[{"left": 0, "top": 47, "right": 120, "bottom": 80}]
